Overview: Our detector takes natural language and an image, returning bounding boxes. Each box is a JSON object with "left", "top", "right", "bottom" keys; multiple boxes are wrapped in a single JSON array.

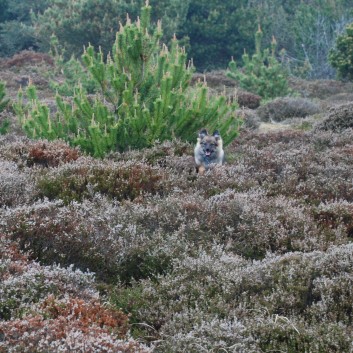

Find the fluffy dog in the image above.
[{"left": 194, "top": 128, "right": 225, "bottom": 174}]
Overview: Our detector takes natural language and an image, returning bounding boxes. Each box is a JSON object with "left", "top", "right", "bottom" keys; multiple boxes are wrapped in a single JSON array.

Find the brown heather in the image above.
[
  {"left": 1, "top": 125, "right": 353, "bottom": 351},
  {"left": 315, "top": 102, "right": 353, "bottom": 132},
  {"left": 257, "top": 97, "right": 322, "bottom": 122},
  {"left": 2, "top": 50, "right": 54, "bottom": 68}
]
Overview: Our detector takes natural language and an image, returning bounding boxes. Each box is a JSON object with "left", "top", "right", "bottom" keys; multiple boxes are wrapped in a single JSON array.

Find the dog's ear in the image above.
[
  {"left": 198, "top": 128, "right": 208, "bottom": 139},
  {"left": 213, "top": 130, "right": 221, "bottom": 140}
]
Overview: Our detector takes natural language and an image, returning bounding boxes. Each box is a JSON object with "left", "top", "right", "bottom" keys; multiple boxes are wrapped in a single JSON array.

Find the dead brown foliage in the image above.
[{"left": 3, "top": 50, "right": 54, "bottom": 68}]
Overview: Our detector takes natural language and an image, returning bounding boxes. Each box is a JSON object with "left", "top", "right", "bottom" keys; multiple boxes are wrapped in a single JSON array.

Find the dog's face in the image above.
[
  {"left": 197, "top": 129, "right": 221, "bottom": 158},
  {"left": 194, "top": 129, "right": 224, "bottom": 173}
]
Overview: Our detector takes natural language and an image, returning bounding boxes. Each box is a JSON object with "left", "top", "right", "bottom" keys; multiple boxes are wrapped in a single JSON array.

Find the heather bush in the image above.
[
  {"left": 0, "top": 234, "right": 151, "bottom": 352},
  {"left": 0, "top": 316, "right": 150, "bottom": 353},
  {"left": 314, "top": 200, "right": 353, "bottom": 239},
  {"left": 0, "top": 234, "right": 97, "bottom": 320},
  {"left": 229, "top": 129, "right": 353, "bottom": 204},
  {"left": 109, "top": 139, "right": 194, "bottom": 166},
  {"left": 128, "top": 243, "right": 353, "bottom": 352},
  {"left": 26, "top": 140, "right": 80, "bottom": 167},
  {"left": 315, "top": 102, "right": 353, "bottom": 132},
  {"left": 36, "top": 158, "right": 169, "bottom": 203},
  {"left": 2, "top": 50, "right": 54, "bottom": 68},
  {"left": 0, "top": 135, "right": 80, "bottom": 167},
  {"left": 156, "top": 312, "right": 256, "bottom": 353},
  {"left": 248, "top": 314, "right": 352, "bottom": 353},
  {"left": 236, "top": 108, "right": 261, "bottom": 130},
  {"left": 289, "top": 77, "right": 353, "bottom": 100},
  {"left": 236, "top": 90, "right": 261, "bottom": 109},
  {"left": 256, "top": 97, "right": 321, "bottom": 122},
  {"left": 1, "top": 117, "right": 353, "bottom": 351},
  {"left": 0, "top": 197, "right": 175, "bottom": 283},
  {"left": 0, "top": 160, "right": 35, "bottom": 207}
]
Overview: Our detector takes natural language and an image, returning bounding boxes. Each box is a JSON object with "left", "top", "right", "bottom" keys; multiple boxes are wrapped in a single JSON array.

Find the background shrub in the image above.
[
  {"left": 0, "top": 135, "right": 80, "bottom": 168},
  {"left": 0, "top": 0, "right": 50, "bottom": 57},
  {"left": 236, "top": 108, "right": 261, "bottom": 130},
  {"left": 236, "top": 90, "right": 261, "bottom": 109},
  {"left": 257, "top": 97, "right": 321, "bottom": 122},
  {"left": 1, "top": 0, "right": 352, "bottom": 77},
  {"left": 32, "top": 0, "right": 140, "bottom": 61},
  {"left": 329, "top": 22, "right": 353, "bottom": 81},
  {"left": 315, "top": 102, "right": 353, "bottom": 132}
]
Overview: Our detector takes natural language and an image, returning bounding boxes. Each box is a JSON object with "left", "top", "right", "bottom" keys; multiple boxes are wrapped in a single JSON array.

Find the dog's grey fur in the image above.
[{"left": 194, "top": 128, "right": 225, "bottom": 174}]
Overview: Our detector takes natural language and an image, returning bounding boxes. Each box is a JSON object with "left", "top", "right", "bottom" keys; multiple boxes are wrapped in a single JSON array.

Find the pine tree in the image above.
[
  {"left": 16, "top": 1, "right": 241, "bottom": 157},
  {"left": 227, "top": 26, "right": 290, "bottom": 100}
]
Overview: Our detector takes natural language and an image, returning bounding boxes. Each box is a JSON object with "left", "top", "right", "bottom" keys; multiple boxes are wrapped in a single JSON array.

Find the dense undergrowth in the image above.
[{"left": 1, "top": 124, "right": 353, "bottom": 351}]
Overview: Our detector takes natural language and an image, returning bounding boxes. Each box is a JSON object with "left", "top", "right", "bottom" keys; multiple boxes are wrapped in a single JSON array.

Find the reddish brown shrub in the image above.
[
  {"left": 0, "top": 136, "right": 80, "bottom": 168},
  {"left": 0, "top": 234, "right": 27, "bottom": 279},
  {"left": 0, "top": 299, "right": 149, "bottom": 353},
  {"left": 41, "top": 296, "right": 129, "bottom": 336},
  {"left": 27, "top": 141, "right": 80, "bottom": 167},
  {"left": 3, "top": 50, "right": 54, "bottom": 68},
  {"left": 236, "top": 90, "right": 261, "bottom": 109}
]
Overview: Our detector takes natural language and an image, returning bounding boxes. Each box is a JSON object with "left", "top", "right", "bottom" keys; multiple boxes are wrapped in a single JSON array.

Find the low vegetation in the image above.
[
  {"left": 1, "top": 2, "right": 353, "bottom": 352},
  {"left": 1, "top": 119, "right": 353, "bottom": 351}
]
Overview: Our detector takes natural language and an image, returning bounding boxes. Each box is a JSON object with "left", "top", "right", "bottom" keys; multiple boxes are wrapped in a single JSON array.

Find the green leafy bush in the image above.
[
  {"left": 329, "top": 22, "right": 353, "bottom": 81},
  {"left": 17, "top": 3, "right": 240, "bottom": 157},
  {"left": 227, "top": 26, "right": 290, "bottom": 99}
]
